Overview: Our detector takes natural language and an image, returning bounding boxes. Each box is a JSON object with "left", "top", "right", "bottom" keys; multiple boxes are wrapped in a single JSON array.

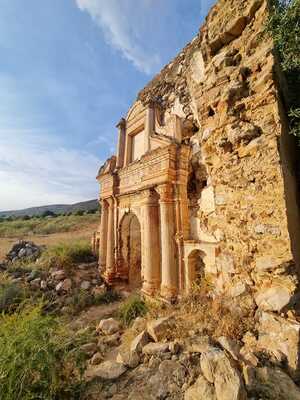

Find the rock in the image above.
[
  {"left": 184, "top": 375, "right": 217, "bottom": 400},
  {"left": 218, "top": 336, "right": 241, "bottom": 361},
  {"left": 201, "top": 348, "right": 246, "bottom": 399},
  {"left": 80, "top": 342, "right": 98, "bottom": 356},
  {"left": 255, "top": 286, "right": 291, "bottom": 312},
  {"left": 97, "top": 318, "right": 121, "bottom": 335},
  {"left": 51, "top": 270, "right": 66, "bottom": 280},
  {"left": 169, "top": 341, "right": 181, "bottom": 354},
  {"left": 116, "top": 350, "right": 140, "bottom": 368},
  {"left": 186, "top": 335, "right": 212, "bottom": 353},
  {"left": 40, "top": 280, "right": 47, "bottom": 290},
  {"left": 30, "top": 278, "right": 41, "bottom": 288},
  {"left": 80, "top": 280, "right": 91, "bottom": 290},
  {"left": 257, "top": 311, "right": 300, "bottom": 379},
  {"left": 130, "top": 330, "right": 151, "bottom": 353},
  {"left": 90, "top": 352, "right": 103, "bottom": 365},
  {"left": 147, "top": 316, "right": 175, "bottom": 342},
  {"left": 18, "top": 248, "right": 27, "bottom": 258},
  {"left": 246, "top": 367, "right": 300, "bottom": 400},
  {"left": 26, "top": 270, "right": 40, "bottom": 282},
  {"left": 101, "top": 332, "right": 121, "bottom": 347},
  {"left": 55, "top": 278, "right": 72, "bottom": 292},
  {"left": 142, "top": 342, "right": 169, "bottom": 355},
  {"left": 85, "top": 360, "right": 127, "bottom": 381}
]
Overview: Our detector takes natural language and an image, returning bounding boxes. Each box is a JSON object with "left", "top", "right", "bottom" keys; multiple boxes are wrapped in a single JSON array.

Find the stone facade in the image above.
[{"left": 95, "top": 0, "right": 300, "bottom": 305}]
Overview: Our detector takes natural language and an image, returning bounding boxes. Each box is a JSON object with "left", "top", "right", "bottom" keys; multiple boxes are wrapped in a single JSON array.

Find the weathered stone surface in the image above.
[
  {"left": 97, "top": 318, "right": 120, "bottom": 335},
  {"left": 245, "top": 367, "right": 300, "bottom": 400},
  {"left": 201, "top": 348, "right": 246, "bottom": 399},
  {"left": 142, "top": 342, "right": 169, "bottom": 355},
  {"left": 147, "top": 316, "right": 175, "bottom": 342},
  {"left": 255, "top": 286, "right": 291, "bottom": 312},
  {"left": 117, "top": 350, "right": 140, "bottom": 369},
  {"left": 184, "top": 375, "right": 217, "bottom": 400},
  {"left": 257, "top": 312, "right": 300, "bottom": 379},
  {"left": 130, "top": 330, "right": 151, "bottom": 353},
  {"left": 85, "top": 360, "right": 127, "bottom": 381},
  {"left": 218, "top": 336, "right": 241, "bottom": 361},
  {"left": 186, "top": 335, "right": 212, "bottom": 353}
]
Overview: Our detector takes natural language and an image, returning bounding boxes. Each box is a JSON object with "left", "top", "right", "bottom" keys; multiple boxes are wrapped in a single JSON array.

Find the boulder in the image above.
[
  {"left": 90, "top": 352, "right": 103, "bottom": 365},
  {"left": 257, "top": 311, "right": 300, "bottom": 379},
  {"left": 130, "top": 330, "right": 151, "bottom": 353},
  {"left": 186, "top": 335, "right": 212, "bottom": 353},
  {"left": 97, "top": 318, "right": 120, "bottom": 335},
  {"left": 147, "top": 316, "right": 175, "bottom": 342},
  {"left": 201, "top": 348, "right": 246, "bottom": 400},
  {"left": 184, "top": 375, "right": 217, "bottom": 400},
  {"left": 218, "top": 336, "right": 241, "bottom": 361},
  {"left": 245, "top": 367, "right": 300, "bottom": 400},
  {"left": 116, "top": 350, "right": 140, "bottom": 368},
  {"left": 142, "top": 342, "right": 169, "bottom": 355},
  {"left": 255, "top": 286, "right": 291, "bottom": 312},
  {"left": 80, "top": 342, "right": 98, "bottom": 356},
  {"left": 84, "top": 360, "right": 127, "bottom": 381}
]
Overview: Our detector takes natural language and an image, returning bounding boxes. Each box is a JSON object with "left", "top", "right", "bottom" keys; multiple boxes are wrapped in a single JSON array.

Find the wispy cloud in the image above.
[
  {"left": 0, "top": 129, "right": 102, "bottom": 211},
  {"left": 75, "top": 0, "right": 161, "bottom": 74}
]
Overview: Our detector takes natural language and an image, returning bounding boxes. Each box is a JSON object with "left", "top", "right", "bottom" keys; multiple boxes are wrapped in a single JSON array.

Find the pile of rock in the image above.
[
  {"left": 6, "top": 241, "right": 42, "bottom": 263},
  {"left": 82, "top": 314, "right": 300, "bottom": 400}
]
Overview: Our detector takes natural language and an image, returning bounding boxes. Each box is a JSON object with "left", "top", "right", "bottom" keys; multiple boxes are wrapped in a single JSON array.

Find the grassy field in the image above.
[{"left": 0, "top": 214, "right": 99, "bottom": 261}]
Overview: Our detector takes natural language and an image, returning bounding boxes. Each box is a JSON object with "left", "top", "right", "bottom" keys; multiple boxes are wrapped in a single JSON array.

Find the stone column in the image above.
[
  {"left": 99, "top": 200, "right": 108, "bottom": 273},
  {"left": 156, "top": 183, "right": 178, "bottom": 299},
  {"left": 116, "top": 118, "right": 126, "bottom": 169},
  {"left": 140, "top": 189, "right": 161, "bottom": 296},
  {"left": 105, "top": 197, "right": 115, "bottom": 282},
  {"left": 144, "top": 101, "right": 155, "bottom": 153}
]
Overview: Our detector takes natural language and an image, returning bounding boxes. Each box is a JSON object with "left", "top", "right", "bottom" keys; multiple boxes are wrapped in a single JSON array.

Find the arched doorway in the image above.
[
  {"left": 187, "top": 249, "right": 205, "bottom": 288},
  {"left": 119, "top": 213, "right": 142, "bottom": 289}
]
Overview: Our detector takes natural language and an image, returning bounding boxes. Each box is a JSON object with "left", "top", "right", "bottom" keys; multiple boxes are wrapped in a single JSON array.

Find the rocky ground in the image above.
[{"left": 2, "top": 241, "right": 300, "bottom": 399}]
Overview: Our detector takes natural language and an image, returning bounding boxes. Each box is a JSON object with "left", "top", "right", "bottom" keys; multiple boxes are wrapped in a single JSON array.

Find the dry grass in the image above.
[{"left": 0, "top": 216, "right": 98, "bottom": 261}]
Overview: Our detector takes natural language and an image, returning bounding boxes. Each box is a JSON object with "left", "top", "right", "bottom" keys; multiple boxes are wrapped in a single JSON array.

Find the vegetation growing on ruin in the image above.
[{"left": 267, "top": 0, "right": 300, "bottom": 137}]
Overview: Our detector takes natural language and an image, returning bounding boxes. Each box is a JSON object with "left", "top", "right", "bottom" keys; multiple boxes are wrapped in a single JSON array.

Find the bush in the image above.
[
  {"left": 267, "top": 0, "right": 300, "bottom": 137},
  {"left": 39, "top": 241, "right": 94, "bottom": 271},
  {"left": 0, "top": 305, "right": 87, "bottom": 400},
  {"left": 118, "top": 295, "right": 148, "bottom": 327},
  {"left": 0, "top": 283, "right": 26, "bottom": 313}
]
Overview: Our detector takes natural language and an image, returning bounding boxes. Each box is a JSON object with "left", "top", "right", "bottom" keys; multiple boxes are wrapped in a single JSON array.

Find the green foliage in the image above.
[
  {"left": 0, "top": 213, "right": 99, "bottom": 237},
  {"left": 267, "top": 0, "right": 300, "bottom": 137},
  {"left": 74, "top": 210, "right": 84, "bottom": 216},
  {"left": 39, "top": 241, "right": 94, "bottom": 271},
  {"left": 118, "top": 295, "right": 148, "bottom": 327},
  {"left": 267, "top": 0, "right": 300, "bottom": 71},
  {"left": 0, "top": 305, "right": 87, "bottom": 400},
  {"left": 0, "top": 283, "right": 26, "bottom": 313},
  {"left": 68, "top": 289, "right": 120, "bottom": 314}
]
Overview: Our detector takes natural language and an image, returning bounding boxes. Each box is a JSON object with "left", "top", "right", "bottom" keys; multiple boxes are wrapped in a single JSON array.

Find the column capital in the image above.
[
  {"left": 138, "top": 188, "right": 158, "bottom": 205},
  {"left": 116, "top": 118, "right": 126, "bottom": 129},
  {"left": 106, "top": 197, "right": 114, "bottom": 206},
  {"left": 156, "top": 183, "right": 174, "bottom": 202}
]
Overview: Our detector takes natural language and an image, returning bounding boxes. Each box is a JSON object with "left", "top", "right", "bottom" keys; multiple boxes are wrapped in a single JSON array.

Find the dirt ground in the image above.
[{"left": 0, "top": 225, "right": 97, "bottom": 261}]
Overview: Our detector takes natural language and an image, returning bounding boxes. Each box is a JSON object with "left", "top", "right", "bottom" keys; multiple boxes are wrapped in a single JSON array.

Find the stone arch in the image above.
[
  {"left": 187, "top": 249, "right": 206, "bottom": 289},
  {"left": 119, "top": 212, "right": 142, "bottom": 288}
]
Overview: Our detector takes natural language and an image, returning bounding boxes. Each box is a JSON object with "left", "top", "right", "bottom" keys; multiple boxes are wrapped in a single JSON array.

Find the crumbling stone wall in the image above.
[{"left": 137, "top": 0, "right": 300, "bottom": 313}]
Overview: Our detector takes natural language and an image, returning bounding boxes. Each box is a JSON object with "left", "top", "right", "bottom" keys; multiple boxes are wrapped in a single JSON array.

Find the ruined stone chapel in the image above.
[{"left": 94, "top": 0, "right": 300, "bottom": 307}]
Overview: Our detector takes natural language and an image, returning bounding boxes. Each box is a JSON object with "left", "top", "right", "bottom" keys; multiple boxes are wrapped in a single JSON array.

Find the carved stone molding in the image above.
[{"left": 156, "top": 183, "right": 174, "bottom": 203}]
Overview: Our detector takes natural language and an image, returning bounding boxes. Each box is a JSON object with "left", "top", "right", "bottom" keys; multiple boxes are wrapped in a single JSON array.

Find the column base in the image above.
[
  {"left": 160, "top": 285, "right": 178, "bottom": 301},
  {"left": 142, "top": 280, "right": 160, "bottom": 297}
]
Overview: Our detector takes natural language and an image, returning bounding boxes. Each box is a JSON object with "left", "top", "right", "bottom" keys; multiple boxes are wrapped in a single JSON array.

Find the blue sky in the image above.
[{"left": 0, "top": 0, "right": 215, "bottom": 211}]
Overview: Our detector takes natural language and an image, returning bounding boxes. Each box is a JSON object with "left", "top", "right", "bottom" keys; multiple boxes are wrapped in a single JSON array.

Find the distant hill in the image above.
[{"left": 0, "top": 199, "right": 98, "bottom": 218}]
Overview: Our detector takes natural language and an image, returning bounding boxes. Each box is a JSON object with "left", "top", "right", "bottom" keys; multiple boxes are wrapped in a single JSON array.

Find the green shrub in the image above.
[
  {"left": 118, "top": 295, "right": 148, "bottom": 327},
  {"left": 68, "top": 289, "right": 120, "bottom": 314},
  {"left": 39, "top": 241, "right": 94, "bottom": 271},
  {"left": 267, "top": 0, "right": 300, "bottom": 137},
  {"left": 0, "top": 305, "right": 87, "bottom": 400},
  {"left": 0, "top": 283, "right": 26, "bottom": 313}
]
